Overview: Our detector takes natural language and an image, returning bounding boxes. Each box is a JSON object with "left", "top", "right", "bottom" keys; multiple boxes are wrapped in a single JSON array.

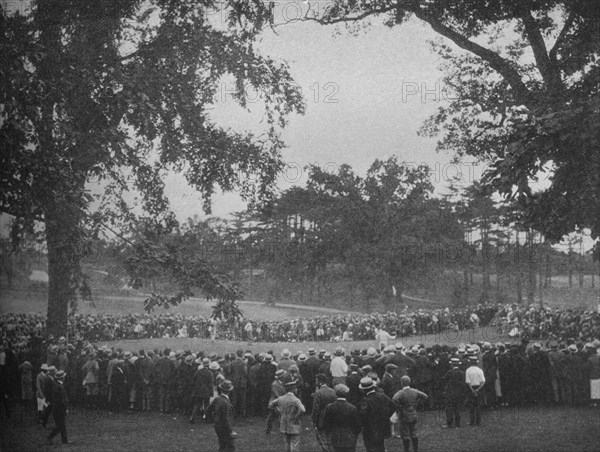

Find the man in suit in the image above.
[
  {"left": 312, "top": 373, "right": 337, "bottom": 452},
  {"left": 190, "top": 358, "right": 214, "bottom": 423},
  {"left": 345, "top": 364, "right": 362, "bottom": 407},
  {"left": 441, "top": 357, "right": 466, "bottom": 428},
  {"left": 211, "top": 379, "right": 237, "bottom": 452},
  {"left": 41, "top": 366, "right": 56, "bottom": 428},
  {"left": 393, "top": 375, "right": 429, "bottom": 452},
  {"left": 36, "top": 364, "right": 49, "bottom": 423},
  {"left": 481, "top": 342, "right": 498, "bottom": 408},
  {"left": 268, "top": 376, "right": 306, "bottom": 452},
  {"left": 155, "top": 348, "right": 175, "bottom": 413},
  {"left": 357, "top": 376, "right": 396, "bottom": 452},
  {"left": 266, "top": 369, "right": 286, "bottom": 434},
  {"left": 229, "top": 350, "right": 248, "bottom": 419},
  {"left": 304, "top": 348, "right": 321, "bottom": 411},
  {"left": 47, "top": 370, "right": 72, "bottom": 445},
  {"left": 320, "top": 384, "right": 362, "bottom": 452}
]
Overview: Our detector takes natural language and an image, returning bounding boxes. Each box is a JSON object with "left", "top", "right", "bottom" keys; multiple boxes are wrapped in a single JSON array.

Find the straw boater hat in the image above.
[
  {"left": 275, "top": 369, "right": 286, "bottom": 379},
  {"left": 55, "top": 370, "right": 66, "bottom": 380},
  {"left": 284, "top": 377, "right": 298, "bottom": 388},
  {"left": 359, "top": 377, "right": 375, "bottom": 390},
  {"left": 41, "top": 364, "right": 49, "bottom": 371}
]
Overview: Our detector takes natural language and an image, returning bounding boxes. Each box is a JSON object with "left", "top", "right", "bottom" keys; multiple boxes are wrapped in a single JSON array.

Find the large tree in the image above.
[
  {"left": 281, "top": 0, "right": 599, "bottom": 250},
  {"left": 252, "top": 158, "right": 462, "bottom": 308},
  {"left": 0, "top": 0, "right": 303, "bottom": 336}
]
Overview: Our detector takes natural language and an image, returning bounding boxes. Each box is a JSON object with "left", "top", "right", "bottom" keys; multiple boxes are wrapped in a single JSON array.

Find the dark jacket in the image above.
[
  {"left": 229, "top": 358, "right": 247, "bottom": 388},
  {"left": 321, "top": 398, "right": 362, "bottom": 450},
  {"left": 312, "top": 385, "right": 337, "bottom": 426},
  {"left": 442, "top": 368, "right": 466, "bottom": 401},
  {"left": 357, "top": 390, "right": 395, "bottom": 444},
  {"left": 212, "top": 394, "right": 234, "bottom": 438},
  {"left": 193, "top": 367, "right": 214, "bottom": 399}
]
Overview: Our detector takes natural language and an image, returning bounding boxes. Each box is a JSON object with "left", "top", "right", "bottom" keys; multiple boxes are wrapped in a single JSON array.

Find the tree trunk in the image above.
[
  {"left": 45, "top": 207, "right": 79, "bottom": 338},
  {"left": 480, "top": 222, "right": 490, "bottom": 303},
  {"left": 568, "top": 240, "right": 573, "bottom": 288},
  {"left": 545, "top": 244, "right": 551, "bottom": 288},
  {"left": 527, "top": 231, "right": 535, "bottom": 305}
]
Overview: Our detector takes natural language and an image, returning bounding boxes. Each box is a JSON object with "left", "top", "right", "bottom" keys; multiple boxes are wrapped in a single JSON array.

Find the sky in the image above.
[{"left": 162, "top": 11, "right": 477, "bottom": 219}]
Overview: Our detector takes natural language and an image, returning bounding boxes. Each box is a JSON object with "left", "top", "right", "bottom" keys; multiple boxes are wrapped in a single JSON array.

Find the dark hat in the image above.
[
  {"left": 334, "top": 347, "right": 344, "bottom": 356},
  {"left": 385, "top": 363, "right": 398, "bottom": 371},
  {"left": 218, "top": 380, "right": 234, "bottom": 393}
]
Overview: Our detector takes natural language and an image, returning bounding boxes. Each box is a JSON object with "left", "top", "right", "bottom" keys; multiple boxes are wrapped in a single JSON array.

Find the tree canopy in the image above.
[
  {"left": 273, "top": 0, "right": 599, "bottom": 251},
  {"left": 0, "top": 0, "right": 304, "bottom": 336}
]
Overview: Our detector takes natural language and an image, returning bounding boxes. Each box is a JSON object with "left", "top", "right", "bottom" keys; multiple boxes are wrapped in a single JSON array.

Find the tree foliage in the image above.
[
  {"left": 263, "top": 0, "right": 600, "bottom": 250},
  {"left": 0, "top": 0, "right": 304, "bottom": 335},
  {"left": 250, "top": 158, "right": 463, "bottom": 308}
]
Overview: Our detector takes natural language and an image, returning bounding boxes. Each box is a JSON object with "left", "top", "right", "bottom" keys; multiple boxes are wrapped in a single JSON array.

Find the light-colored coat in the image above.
[{"left": 269, "top": 392, "right": 306, "bottom": 434}]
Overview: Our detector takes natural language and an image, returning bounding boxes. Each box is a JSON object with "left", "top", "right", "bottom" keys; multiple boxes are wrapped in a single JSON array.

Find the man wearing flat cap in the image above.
[
  {"left": 210, "top": 379, "right": 237, "bottom": 452},
  {"left": 321, "top": 384, "right": 362, "bottom": 452},
  {"left": 268, "top": 376, "right": 306, "bottom": 452}
]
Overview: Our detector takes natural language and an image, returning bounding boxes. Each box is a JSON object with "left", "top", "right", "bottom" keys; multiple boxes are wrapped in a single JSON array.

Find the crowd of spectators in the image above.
[
  {"left": 1, "top": 304, "right": 500, "bottom": 347},
  {"left": 2, "top": 303, "right": 599, "bottom": 353},
  {"left": 1, "top": 302, "right": 599, "bottom": 450}
]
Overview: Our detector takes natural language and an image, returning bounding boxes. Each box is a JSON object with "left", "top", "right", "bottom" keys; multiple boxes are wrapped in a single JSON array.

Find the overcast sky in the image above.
[{"left": 164, "top": 13, "right": 478, "bottom": 219}]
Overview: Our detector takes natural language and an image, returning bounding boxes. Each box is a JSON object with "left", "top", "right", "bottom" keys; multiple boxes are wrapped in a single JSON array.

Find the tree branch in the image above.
[
  {"left": 412, "top": 9, "right": 537, "bottom": 109},
  {"left": 549, "top": 11, "right": 575, "bottom": 63},
  {"left": 519, "top": 9, "right": 562, "bottom": 94}
]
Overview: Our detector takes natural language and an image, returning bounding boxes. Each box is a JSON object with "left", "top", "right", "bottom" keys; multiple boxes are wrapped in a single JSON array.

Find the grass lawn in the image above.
[
  {"left": 3, "top": 403, "right": 599, "bottom": 452},
  {"left": 0, "top": 291, "right": 357, "bottom": 320}
]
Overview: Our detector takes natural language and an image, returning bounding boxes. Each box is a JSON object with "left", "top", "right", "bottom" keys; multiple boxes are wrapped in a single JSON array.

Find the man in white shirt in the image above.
[
  {"left": 375, "top": 328, "right": 396, "bottom": 351},
  {"left": 330, "top": 347, "right": 348, "bottom": 386},
  {"left": 465, "top": 355, "right": 485, "bottom": 426}
]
